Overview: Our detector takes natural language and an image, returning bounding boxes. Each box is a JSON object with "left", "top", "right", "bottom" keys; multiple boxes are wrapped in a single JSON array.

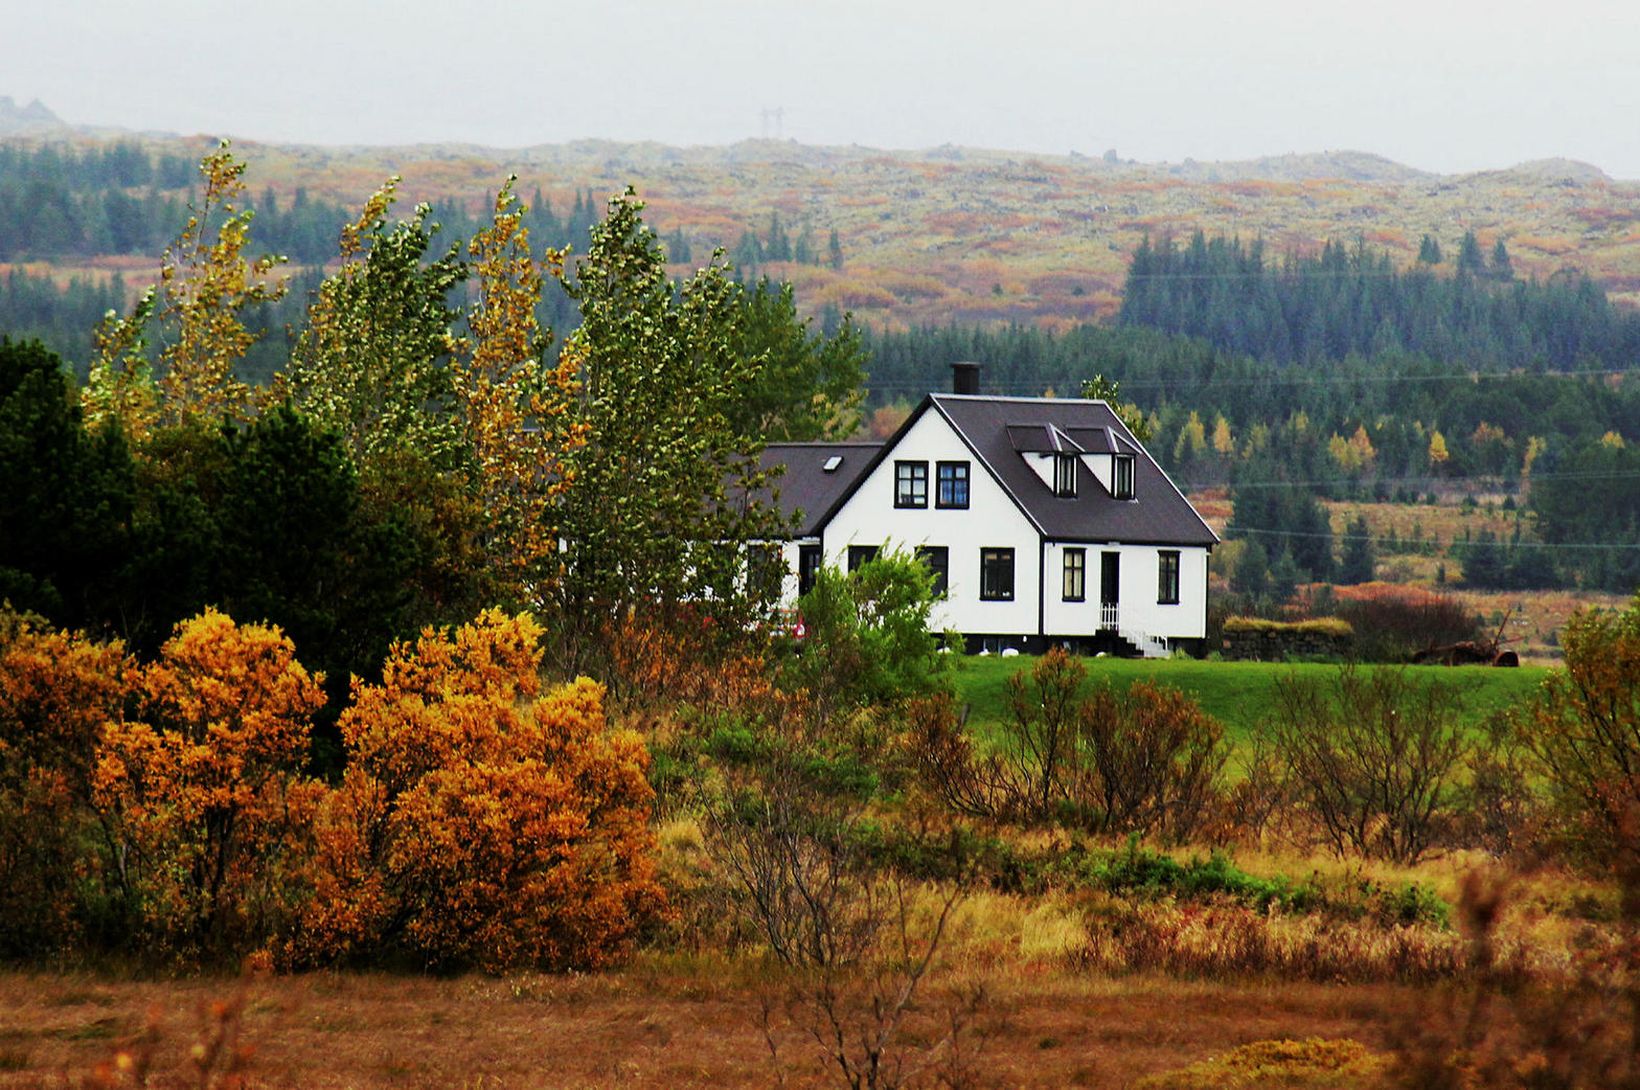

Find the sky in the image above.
[{"left": 10, "top": 0, "right": 1640, "bottom": 178}]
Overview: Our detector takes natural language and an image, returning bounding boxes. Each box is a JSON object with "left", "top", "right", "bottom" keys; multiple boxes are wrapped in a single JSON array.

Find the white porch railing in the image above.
[{"left": 1099, "top": 602, "right": 1119, "bottom": 630}]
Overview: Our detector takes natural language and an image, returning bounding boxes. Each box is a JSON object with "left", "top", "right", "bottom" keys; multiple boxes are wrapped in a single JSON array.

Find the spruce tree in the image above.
[
  {"left": 1456, "top": 230, "right": 1487, "bottom": 278},
  {"left": 1338, "top": 514, "right": 1375, "bottom": 584}
]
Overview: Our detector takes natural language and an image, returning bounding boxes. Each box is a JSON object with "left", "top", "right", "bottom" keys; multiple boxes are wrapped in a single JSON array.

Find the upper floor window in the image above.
[
  {"left": 936, "top": 461, "right": 970, "bottom": 508},
  {"left": 916, "top": 544, "right": 950, "bottom": 598},
  {"left": 980, "top": 547, "right": 1015, "bottom": 601},
  {"left": 1113, "top": 455, "right": 1135, "bottom": 500},
  {"left": 895, "top": 460, "right": 928, "bottom": 508},
  {"left": 1054, "top": 454, "right": 1078, "bottom": 497},
  {"left": 1158, "top": 550, "right": 1181, "bottom": 604}
]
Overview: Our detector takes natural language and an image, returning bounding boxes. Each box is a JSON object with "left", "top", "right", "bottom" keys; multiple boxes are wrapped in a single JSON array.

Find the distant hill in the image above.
[
  {"left": 2, "top": 103, "right": 1638, "bottom": 329},
  {"left": 1156, "top": 150, "right": 1433, "bottom": 183},
  {"left": 0, "top": 96, "right": 64, "bottom": 135}
]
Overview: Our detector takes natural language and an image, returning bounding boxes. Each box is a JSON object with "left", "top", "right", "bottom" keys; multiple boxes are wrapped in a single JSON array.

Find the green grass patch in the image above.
[{"left": 949, "top": 654, "right": 1548, "bottom": 751}]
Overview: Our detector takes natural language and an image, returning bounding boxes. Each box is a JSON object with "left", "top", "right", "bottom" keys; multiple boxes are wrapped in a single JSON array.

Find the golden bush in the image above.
[{"left": 294, "top": 609, "right": 665, "bottom": 971}]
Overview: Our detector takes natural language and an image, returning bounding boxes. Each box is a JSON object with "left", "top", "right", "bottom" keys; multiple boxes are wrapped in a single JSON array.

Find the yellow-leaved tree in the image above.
[
  {"left": 294, "top": 609, "right": 663, "bottom": 971},
  {"left": 84, "top": 142, "right": 286, "bottom": 438},
  {"left": 0, "top": 611, "right": 136, "bottom": 956},
  {"left": 91, "top": 609, "right": 326, "bottom": 956},
  {"left": 452, "top": 179, "right": 585, "bottom": 610}
]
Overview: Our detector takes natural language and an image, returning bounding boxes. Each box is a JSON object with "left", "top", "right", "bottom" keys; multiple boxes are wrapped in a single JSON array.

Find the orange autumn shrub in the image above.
[
  {"left": 293, "top": 609, "right": 665, "bottom": 971},
  {"left": 91, "top": 609, "right": 327, "bottom": 958},
  {"left": 0, "top": 610, "right": 136, "bottom": 955}
]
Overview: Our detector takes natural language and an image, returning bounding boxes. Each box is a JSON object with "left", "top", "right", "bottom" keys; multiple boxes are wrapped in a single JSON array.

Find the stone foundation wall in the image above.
[{"left": 1220, "top": 627, "right": 1351, "bottom": 661}]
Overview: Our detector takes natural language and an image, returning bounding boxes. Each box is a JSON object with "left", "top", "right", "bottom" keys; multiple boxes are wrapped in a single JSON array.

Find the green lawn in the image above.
[{"left": 946, "top": 654, "right": 1550, "bottom": 751}]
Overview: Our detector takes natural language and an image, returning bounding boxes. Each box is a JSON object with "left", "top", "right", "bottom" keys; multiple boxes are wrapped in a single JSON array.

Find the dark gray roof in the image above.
[
  {"left": 930, "top": 395, "right": 1219, "bottom": 547},
  {"left": 756, "top": 442, "right": 882, "bottom": 536}
]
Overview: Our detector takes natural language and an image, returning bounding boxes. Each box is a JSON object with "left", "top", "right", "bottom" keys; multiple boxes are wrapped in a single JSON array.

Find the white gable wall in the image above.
[
  {"left": 1086, "top": 453, "right": 1114, "bottom": 494},
  {"left": 825, "top": 408, "right": 1042, "bottom": 636}
]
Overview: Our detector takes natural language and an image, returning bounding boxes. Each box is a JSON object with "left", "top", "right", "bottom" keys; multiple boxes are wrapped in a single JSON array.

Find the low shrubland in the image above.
[{"left": 6, "top": 577, "right": 1640, "bottom": 1088}]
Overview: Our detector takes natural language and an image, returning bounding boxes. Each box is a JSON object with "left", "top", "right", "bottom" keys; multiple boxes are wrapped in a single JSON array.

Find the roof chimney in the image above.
[{"left": 951, "top": 361, "right": 981, "bottom": 396}]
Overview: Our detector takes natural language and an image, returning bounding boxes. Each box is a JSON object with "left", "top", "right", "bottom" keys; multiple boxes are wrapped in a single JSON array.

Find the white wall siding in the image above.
[
  {"left": 1041, "top": 542, "right": 1209, "bottom": 641},
  {"left": 776, "top": 539, "right": 808, "bottom": 604},
  {"left": 824, "top": 409, "right": 1042, "bottom": 636}
]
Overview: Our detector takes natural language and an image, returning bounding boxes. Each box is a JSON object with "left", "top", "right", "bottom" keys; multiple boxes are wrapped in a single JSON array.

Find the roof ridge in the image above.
[{"left": 934, "top": 393, "right": 1112, "bottom": 407}]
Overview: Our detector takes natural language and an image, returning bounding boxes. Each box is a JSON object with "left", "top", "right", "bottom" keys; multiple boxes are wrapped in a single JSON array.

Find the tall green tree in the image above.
[
  {"left": 1338, "top": 514, "right": 1376, "bottom": 584},
  {"left": 213, "top": 404, "right": 413, "bottom": 704},
  {"left": 731, "top": 278, "right": 866, "bottom": 441},
  {"left": 551, "top": 189, "right": 788, "bottom": 671},
  {"left": 288, "top": 179, "right": 467, "bottom": 473},
  {"left": 1455, "top": 230, "right": 1487, "bottom": 279},
  {"left": 286, "top": 180, "right": 487, "bottom": 627},
  {"left": 0, "top": 338, "right": 134, "bottom": 630},
  {"left": 1227, "top": 451, "right": 1334, "bottom": 582}
]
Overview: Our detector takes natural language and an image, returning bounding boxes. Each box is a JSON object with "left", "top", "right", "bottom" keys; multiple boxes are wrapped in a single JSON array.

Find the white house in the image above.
[{"left": 758, "top": 363, "right": 1219, "bottom": 657}]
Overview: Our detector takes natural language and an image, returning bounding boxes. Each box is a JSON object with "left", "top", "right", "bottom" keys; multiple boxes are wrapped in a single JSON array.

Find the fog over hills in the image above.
[{"left": 0, "top": 97, "right": 1623, "bottom": 185}]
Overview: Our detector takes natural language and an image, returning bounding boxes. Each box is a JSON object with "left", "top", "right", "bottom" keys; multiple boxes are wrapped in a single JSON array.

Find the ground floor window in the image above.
[
  {"left": 747, "top": 543, "right": 782, "bottom": 600},
  {"left": 1062, "top": 547, "right": 1086, "bottom": 601},
  {"left": 847, "top": 544, "right": 879, "bottom": 572},
  {"left": 916, "top": 544, "right": 950, "bottom": 597},
  {"left": 980, "top": 547, "right": 1015, "bottom": 601},
  {"left": 1158, "top": 550, "right": 1181, "bottom": 604},
  {"left": 798, "top": 544, "right": 822, "bottom": 596}
]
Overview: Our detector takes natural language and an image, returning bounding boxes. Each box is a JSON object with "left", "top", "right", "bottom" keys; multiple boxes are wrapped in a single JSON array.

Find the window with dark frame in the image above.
[
  {"left": 798, "top": 544, "right": 822, "bottom": 596},
  {"left": 747, "top": 543, "right": 782, "bottom": 600},
  {"left": 894, "top": 460, "right": 928, "bottom": 508},
  {"left": 847, "top": 544, "right": 879, "bottom": 572},
  {"left": 1158, "top": 550, "right": 1181, "bottom": 604},
  {"left": 1054, "top": 453, "right": 1078, "bottom": 497},
  {"left": 979, "top": 547, "right": 1015, "bottom": 601},
  {"left": 936, "top": 461, "right": 970, "bottom": 508},
  {"left": 1113, "top": 455, "right": 1135, "bottom": 500},
  {"left": 916, "top": 544, "right": 950, "bottom": 598},
  {"left": 1062, "top": 547, "right": 1086, "bottom": 601}
]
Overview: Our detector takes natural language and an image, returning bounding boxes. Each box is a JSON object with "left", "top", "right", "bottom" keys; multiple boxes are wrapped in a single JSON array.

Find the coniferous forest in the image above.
[{"left": 5, "top": 139, "right": 1640, "bottom": 597}]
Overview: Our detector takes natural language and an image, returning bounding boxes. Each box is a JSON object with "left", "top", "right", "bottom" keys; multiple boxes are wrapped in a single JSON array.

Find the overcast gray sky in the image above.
[{"left": 10, "top": 0, "right": 1640, "bottom": 177}]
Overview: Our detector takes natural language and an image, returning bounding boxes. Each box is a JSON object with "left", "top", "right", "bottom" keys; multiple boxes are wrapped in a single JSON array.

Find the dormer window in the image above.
[
  {"left": 1112, "top": 455, "right": 1135, "bottom": 500},
  {"left": 1053, "top": 454, "right": 1078, "bottom": 498}
]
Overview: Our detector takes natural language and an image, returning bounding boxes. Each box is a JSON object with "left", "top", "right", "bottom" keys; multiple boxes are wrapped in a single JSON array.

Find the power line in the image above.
[
  {"left": 1187, "top": 468, "right": 1640, "bottom": 490},
  {"left": 1227, "top": 525, "right": 1640, "bottom": 552},
  {"left": 865, "top": 365, "right": 1640, "bottom": 394}
]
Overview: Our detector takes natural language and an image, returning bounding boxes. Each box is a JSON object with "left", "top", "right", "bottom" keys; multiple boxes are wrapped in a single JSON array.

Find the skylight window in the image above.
[{"left": 822, "top": 455, "right": 843, "bottom": 473}]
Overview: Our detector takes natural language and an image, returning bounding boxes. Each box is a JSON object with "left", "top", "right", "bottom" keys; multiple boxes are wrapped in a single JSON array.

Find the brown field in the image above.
[{"left": 0, "top": 966, "right": 1428, "bottom": 1088}]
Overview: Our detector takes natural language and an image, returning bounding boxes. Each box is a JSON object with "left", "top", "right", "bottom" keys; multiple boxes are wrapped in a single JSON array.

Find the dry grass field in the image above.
[
  {"left": 1, "top": 841, "right": 1620, "bottom": 1088},
  {"left": 0, "top": 965, "right": 1452, "bottom": 1088}
]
